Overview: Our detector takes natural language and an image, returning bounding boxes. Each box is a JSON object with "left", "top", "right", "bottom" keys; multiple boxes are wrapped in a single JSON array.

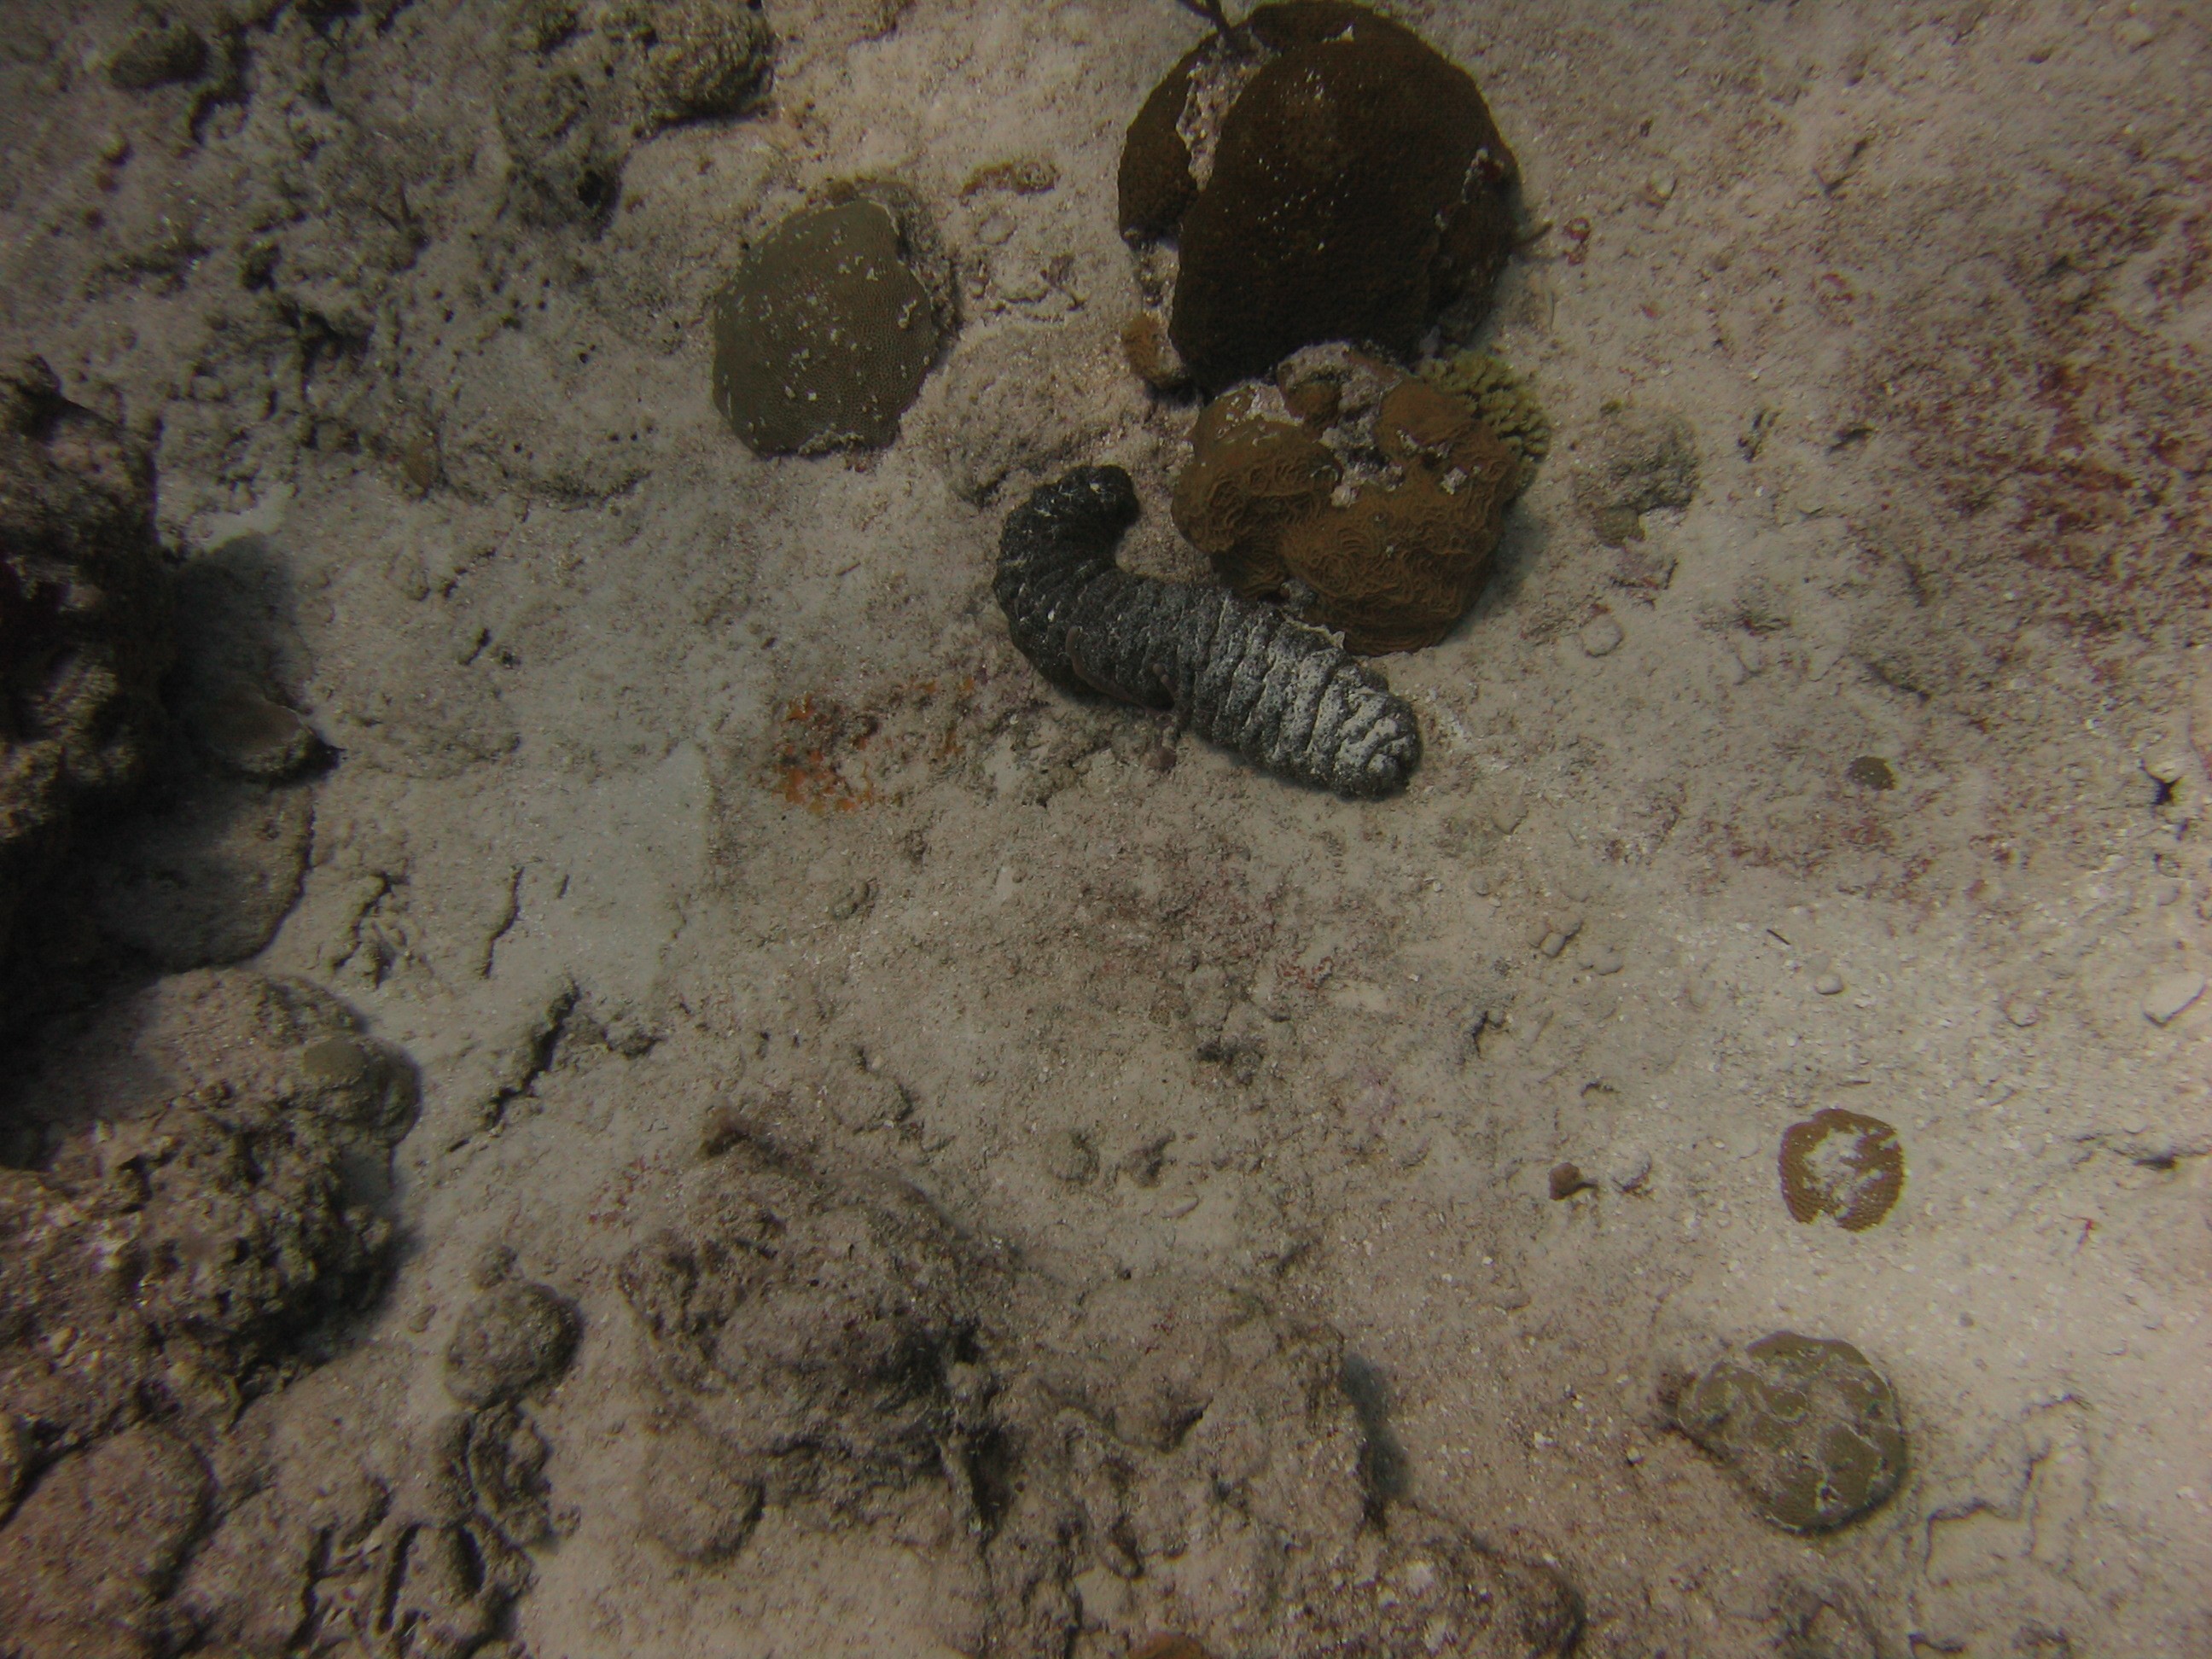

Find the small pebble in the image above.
[
  {"left": 1813, "top": 972, "right": 1844, "bottom": 996},
  {"left": 1579, "top": 614, "right": 1625, "bottom": 657},
  {"left": 1539, "top": 930, "right": 1569, "bottom": 959},
  {"left": 2142, "top": 971, "right": 2205, "bottom": 1027},
  {"left": 2003, "top": 997, "right": 2040, "bottom": 1029},
  {"left": 1549, "top": 1161, "right": 1594, "bottom": 1200}
]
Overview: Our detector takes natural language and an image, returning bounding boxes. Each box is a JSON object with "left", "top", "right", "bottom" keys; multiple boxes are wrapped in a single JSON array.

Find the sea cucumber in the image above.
[{"left": 994, "top": 465, "right": 1421, "bottom": 798}]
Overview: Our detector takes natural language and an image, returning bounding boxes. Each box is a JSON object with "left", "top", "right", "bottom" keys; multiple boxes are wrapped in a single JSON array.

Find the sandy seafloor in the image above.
[{"left": 3, "top": 0, "right": 2210, "bottom": 1654}]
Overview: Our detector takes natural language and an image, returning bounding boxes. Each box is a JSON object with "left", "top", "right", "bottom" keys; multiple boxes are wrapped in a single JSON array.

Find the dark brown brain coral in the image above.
[
  {"left": 1173, "top": 352, "right": 1520, "bottom": 654},
  {"left": 1120, "top": 2, "right": 1520, "bottom": 392},
  {"left": 1779, "top": 1108, "right": 1906, "bottom": 1231},
  {"left": 710, "top": 193, "right": 949, "bottom": 457}
]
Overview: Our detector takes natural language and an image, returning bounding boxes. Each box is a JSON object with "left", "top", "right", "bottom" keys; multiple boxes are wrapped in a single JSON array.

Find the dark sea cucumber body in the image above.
[{"left": 995, "top": 466, "right": 1421, "bottom": 799}]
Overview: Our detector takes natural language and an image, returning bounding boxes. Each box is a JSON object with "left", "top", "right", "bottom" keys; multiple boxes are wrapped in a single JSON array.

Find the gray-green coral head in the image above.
[
  {"left": 1675, "top": 1331, "right": 1906, "bottom": 1533},
  {"left": 711, "top": 197, "right": 946, "bottom": 457}
]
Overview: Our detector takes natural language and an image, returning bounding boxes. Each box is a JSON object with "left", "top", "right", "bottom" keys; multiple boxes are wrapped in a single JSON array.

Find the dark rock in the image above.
[
  {"left": 1674, "top": 1332, "right": 1906, "bottom": 1532},
  {"left": 1120, "top": 3, "right": 1522, "bottom": 391},
  {"left": 0, "top": 358, "right": 169, "bottom": 992},
  {"left": 711, "top": 193, "right": 951, "bottom": 456},
  {"left": 190, "top": 686, "right": 316, "bottom": 780},
  {"left": 1845, "top": 755, "right": 1896, "bottom": 791}
]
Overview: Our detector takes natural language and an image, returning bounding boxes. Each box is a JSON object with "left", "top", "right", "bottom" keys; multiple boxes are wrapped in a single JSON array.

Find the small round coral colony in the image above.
[
  {"left": 710, "top": 190, "right": 949, "bottom": 457},
  {"left": 1674, "top": 1332, "right": 1908, "bottom": 1533},
  {"left": 1778, "top": 1108, "right": 1906, "bottom": 1231}
]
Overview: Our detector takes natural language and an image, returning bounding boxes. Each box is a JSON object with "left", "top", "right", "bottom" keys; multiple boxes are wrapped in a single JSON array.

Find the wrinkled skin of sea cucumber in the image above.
[{"left": 995, "top": 465, "right": 1422, "bottom": 798}]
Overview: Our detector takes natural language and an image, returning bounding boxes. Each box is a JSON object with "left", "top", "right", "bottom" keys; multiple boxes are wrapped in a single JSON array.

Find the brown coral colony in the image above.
[
  {"left": 1779, "top": 1108, "right": 1906, "bottom": 1232},
  {"left": 1120, "top": 2, "right": 1522, "bottom": 391},
  {"left": 1173, "top": 352, "right": 1522, "bottom": 653},
  {"left": 1125, "top": 3, "right": 1530, "bottom": 655}
]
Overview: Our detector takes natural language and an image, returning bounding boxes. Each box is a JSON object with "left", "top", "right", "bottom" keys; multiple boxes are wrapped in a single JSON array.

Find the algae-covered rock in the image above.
[
  {"left": 1573, "top": 404, "right": 1700, "bottom": 544},
  {"left": 711, "top": 195, "right": 950, "bottom": 457},
  {"left": 609, "top": 0, "right": 774, "bottom": 125},
  {"left": 1172, "top": 346, "right": 1521, "bottom": 654},
  {"left": 2, "top": 972, "right": 416, "bottom": 1449},
  {"left": 1120, "top": 3, "right": 1521, "bottom": 391},
  {"left": 0, "top": 1424, "right": 211, "bottom": 1657},
  {"left": 1674, "top": 1332, "right": 1906, "bottom": 1533},
  {"left": 445, "top": 1278, "right": 583, "bottom": 1407},
  {"left": 500, "top": 0, "right": 776, "bottom": 225}
]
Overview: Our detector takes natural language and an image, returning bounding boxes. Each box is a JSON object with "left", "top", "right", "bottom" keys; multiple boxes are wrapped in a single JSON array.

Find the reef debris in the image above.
[
  {"left": 996, "top": 466, "right": 1422, "bottom": 797},
  {"left": 499, "top": 0, "right": 776, "bottom": 225},
  {"left": 617, "top": 1109, "right": 995, "bottom": 1508},
  {"left": 1173, "top": 346, "right": 1524, "bottom": 654},
  {"left": 614, "top": 1109, "right": 1583, "bottom": 1655},
  {"left": 711, "top": 189, "right": 952, "bottom": 456},
  {"left": 445, "top": 1260, "right": 583, "bottom": 1410},
  {"left": 1572, "top": 403, "right": 1700, "bottom": 544},
  {"left": 1119, "top": 2, "right": 1521, "bottom": 390}
]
